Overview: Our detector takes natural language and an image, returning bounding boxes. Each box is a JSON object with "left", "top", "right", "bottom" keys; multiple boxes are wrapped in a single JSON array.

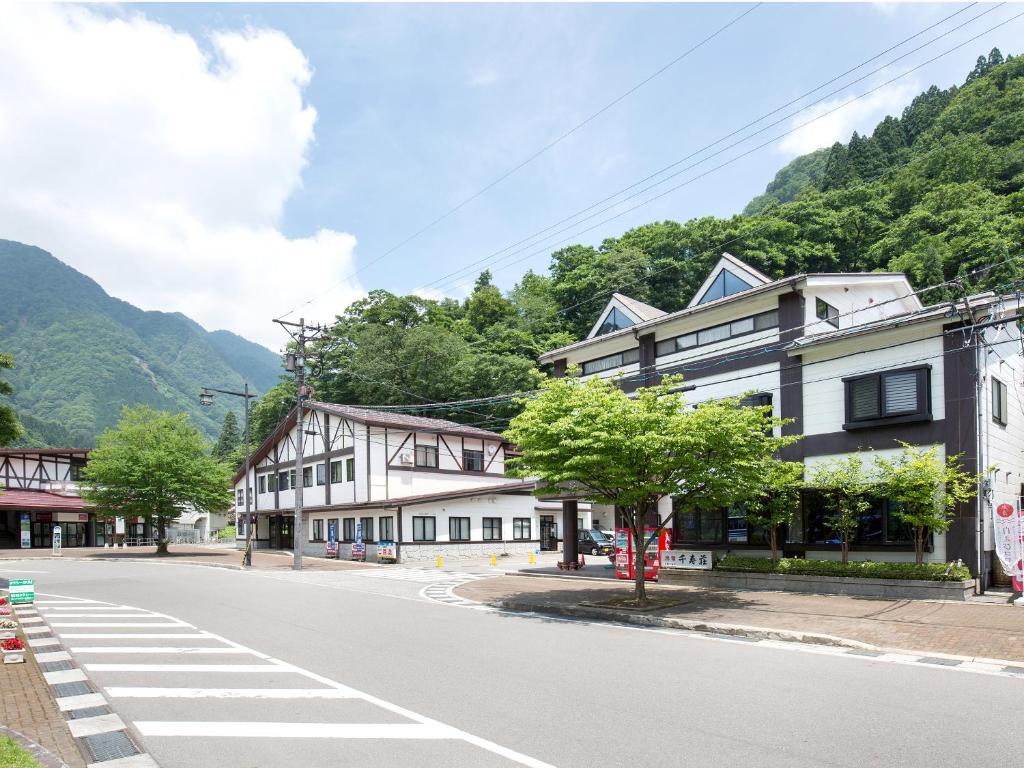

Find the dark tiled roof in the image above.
[
  {"left": 308, "top": 401, "right": 505, "bottom": 441},
  {"left": 0, "top": 489, "right": 89, "bottom": 510}
]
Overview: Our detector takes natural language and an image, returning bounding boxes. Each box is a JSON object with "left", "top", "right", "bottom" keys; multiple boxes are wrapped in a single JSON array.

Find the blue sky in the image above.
[{"left": 2, "top": 3, "right": 1020, "bottom": 347}]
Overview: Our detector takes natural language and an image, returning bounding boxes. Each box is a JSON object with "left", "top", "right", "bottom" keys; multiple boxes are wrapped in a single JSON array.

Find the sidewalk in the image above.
[{"left": 454, "top": 575, "right": 1024, "bottom": 662}]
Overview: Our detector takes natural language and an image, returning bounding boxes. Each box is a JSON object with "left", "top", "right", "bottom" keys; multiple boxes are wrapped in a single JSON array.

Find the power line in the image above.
[{"left": 275, "top": 3, "right": 762, "bottom": 321}]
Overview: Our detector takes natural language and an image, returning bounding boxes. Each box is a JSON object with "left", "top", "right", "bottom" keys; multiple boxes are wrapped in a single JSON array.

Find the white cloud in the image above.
[
  {"left": 777, "top": 78, "right": 920, "bottom": 157},
  {"left": 468, "top": 67, "right": 499, "bottom": 87},
  {"left": 0, "top": 4, "right": 362, "bottom": 350}
]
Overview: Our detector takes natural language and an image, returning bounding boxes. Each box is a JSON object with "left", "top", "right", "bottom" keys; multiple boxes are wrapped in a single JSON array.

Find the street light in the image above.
[{"left": 200, "top": 384, "right": 255, "bottom": 566}]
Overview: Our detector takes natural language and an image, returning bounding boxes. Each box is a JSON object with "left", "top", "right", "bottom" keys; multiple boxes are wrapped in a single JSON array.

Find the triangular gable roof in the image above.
[
  {"left": 687, "top": 253, "right": 772, "bottom": 309},
  {"left": 587, "top": 293, "right": 666, "bottom": 339}
]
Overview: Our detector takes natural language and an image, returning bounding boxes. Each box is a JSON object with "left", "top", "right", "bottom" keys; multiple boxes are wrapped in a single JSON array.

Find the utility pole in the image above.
[{"left": 274, "top": 317, "right": 326, "bottom": 571}]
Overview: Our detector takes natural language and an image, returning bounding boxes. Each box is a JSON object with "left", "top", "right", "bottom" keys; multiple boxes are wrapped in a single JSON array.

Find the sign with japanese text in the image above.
[
  {"left": 993, "top": 500, "right": 1023, "bottom": 591},
  {"left": 9, "top": 579, "right": 34, "bottom": 604},
  {"left": 19, "top": 514, "right": 30, "bottom": 548},
  {"left": 661, "top": 550, "right": 713, "bottom": 570},
  {"left": 52, "top": 525, "right": 62, "bottom": 556},
  {"left": 378, "top": 541, "right": 397, "bottom": 563}
]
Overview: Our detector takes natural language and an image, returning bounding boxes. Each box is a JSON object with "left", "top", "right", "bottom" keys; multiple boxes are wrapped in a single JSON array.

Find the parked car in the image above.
[{"left": 578, "top": 529, "right": 613, "bottom": 556}]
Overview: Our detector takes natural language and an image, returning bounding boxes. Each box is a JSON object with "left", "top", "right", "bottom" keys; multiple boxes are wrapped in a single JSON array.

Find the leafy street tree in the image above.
[
  {"left": 743, "top": 459, "right": 804, "bottom": 562},
  {"left": 874, "top": 443, "right": 977, "bottom": 564},
  {"left": 212, "top": 411, "right": 242, "bottom": 461},
  {"left": 810, "top": 455, "right": 873, "bottom": 564},
  {"left": 82, "top": 406, "right": 232, "bottom": 555},
  {"left": 505, "top": 374, "right": 797, "bottom": 606},
  {"left": 0, "top": 348, "right": 21, "bottom": 446}
]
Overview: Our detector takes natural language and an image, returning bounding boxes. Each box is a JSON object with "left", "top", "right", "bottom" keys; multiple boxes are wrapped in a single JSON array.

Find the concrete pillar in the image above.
[
  {"left": 86, "top": 513, "right": 97, "bottom": 547},
  {"left": 562, "top": 499, "right": 579, "bottom": 565},
  {"left": 143, "top": 519, "right": 153, "bottom": 541}
]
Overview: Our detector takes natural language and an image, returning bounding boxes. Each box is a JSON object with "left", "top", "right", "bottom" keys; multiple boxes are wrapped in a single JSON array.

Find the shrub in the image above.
[
  {"left": 217, "top": 525, "right": 236, "bottom": 541},
  {"left": 715, "top": 556, "right": 970, "bottom": 581}
]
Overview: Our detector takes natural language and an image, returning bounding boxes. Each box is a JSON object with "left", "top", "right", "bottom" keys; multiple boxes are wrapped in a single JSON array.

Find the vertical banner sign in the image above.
[
  {"left": 19, "top": 513, "right": 30, "bottom": 548},
  {"left": 9, "top": 579, "right": 34, "bottom": 604},
  {"left": 326, "top": 520, "right": 338, "bottom": 558},
  {"left": 993, "top": 502, "right": 1023, "bottom": 591},
  {"left": 52, "top": 525, "right": 62, "bottom": 556}
]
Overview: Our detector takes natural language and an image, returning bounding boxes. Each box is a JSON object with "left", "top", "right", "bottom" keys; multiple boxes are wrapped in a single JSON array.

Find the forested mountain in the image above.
[
  {"left": 264, "top": 49, "right": 1022, "bottom": 441},
  {"left": 0, "top": 240, "right": 282, "bottom": 447}
]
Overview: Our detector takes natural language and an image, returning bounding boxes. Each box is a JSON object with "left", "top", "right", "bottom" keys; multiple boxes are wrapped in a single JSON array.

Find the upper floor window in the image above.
[
  {"left": 330, "top": 460, "right": 342, "bottom": 483},
  {"left": 278, "top": 471, "right": 289, "bottom": 491},
  {"left": 992, "top": 377, "right": 1008, "bottom": 426},
  {"left": 463, "top": 449, "right": 484, "bottom": 472},
  {"left": 816, "top": 298, "right": 839, "bottom": 327},
  {"left": 236, "top": 489, "right": 244, "bottom": 505},
  {"left": 844, "top": 366, "right": 930, "bottom": 429},
  {"left": 267, "top": 473, "right": 277, "bottom": 493},
  {"left": 415, "top": 444, "right": 439, "bottom": 468},
  {"left": 69, "top": 464, "right": 85, "bottom": 481},
  {"left": 302, "top": 466, "right": 313, "bottom": 488},
  {"left": 581, "top": 348, "right": 640, "bottom": 376},
  {"left": 596, "top": 307, "right": 635, "bottom": 336},
  {"left": 345, "top": 457, "right": 356, "bottom": 482},
  {"left": 655, "top": 310, "right": 778, "bottom": 358},
  {"left": 696, "top": 269, "right": 754, "bottom": 305},
  {"left": 258, "top": 475, "right": 266, "bottom": 494},
  {"left": 315, "top": 463, "right": 325, "bottom": 486}
]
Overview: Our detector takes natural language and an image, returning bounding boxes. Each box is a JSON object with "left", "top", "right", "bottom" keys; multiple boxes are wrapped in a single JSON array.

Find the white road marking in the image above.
[
  {"left": 70, "top": 647, "right": 251, "bottom": 655},
  {"left": 57, "top": 693, "right": 109, "bottom": 711},
  {"left": 67, "top": 713, "right": 126, "bottom": 738},
  {"left": 24, "top": 625, "right": 51, "bottom": 634},
  {"left": 27, "top": 637, "right": 61, "bottom": 647},
  {"left": 60, "top": 633, "right": 210, "bottom": 640},
  {"left": 51, "top": 622, "right": 187, "bottom": 628},
  {"left": 43, "top": 669, "right": 88, "bottom": 684},
  {"left": 105, "top": 687, "right": 361, "bottom": 700},
  {"left": 36, "top": 599, "right": 104, "bottom": 605},
  {"left": 35, "top": 650, "right": 72, "bottom": 662},
  {"left": 18, "top": 616, "right": 45, "bottom": 623},
  {"left": 87, "top": 755, "right": 159, "bottom": 768},
  {"left": 42, "top": 613, "right": 156, "bottom": 618},
  {"left": 42, "top": 606, "right": 142, "bottom": 611},
  {"left": 133, "top": 722, "right": 458, "bottom": 739},
  {"left": 84, "top": 664, "right": 292, "bottom": 673}
]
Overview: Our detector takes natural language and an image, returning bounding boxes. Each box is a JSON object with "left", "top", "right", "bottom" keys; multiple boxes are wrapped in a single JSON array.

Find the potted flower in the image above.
[
  {"left": 0, "top": 605, "right": 12, "bottom": 618},
  {"left": 2, "top": 637, "right": 26, "bottom": 664},
  {"left": 0, "top": 597, "right": 8, "bottom": 605},
  {"left": 0, "top": 619, "right": 16, "bottom": 640}
]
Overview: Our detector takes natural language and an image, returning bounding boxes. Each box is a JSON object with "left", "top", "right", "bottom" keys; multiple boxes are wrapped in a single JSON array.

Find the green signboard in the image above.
[{"left": 8, "top": 578, "right": 34, "bottom": 605}]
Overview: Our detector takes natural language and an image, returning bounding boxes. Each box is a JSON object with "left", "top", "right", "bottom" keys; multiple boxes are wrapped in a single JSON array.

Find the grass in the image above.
[
  {"left": 715, "top": 556, "right": 971, "bottom": 581},
  {"left": 0, "top": 735, "right": 42, "bottom": 768}
]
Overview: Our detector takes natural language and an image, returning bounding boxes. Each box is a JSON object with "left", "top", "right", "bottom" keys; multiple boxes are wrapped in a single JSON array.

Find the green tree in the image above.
[
  {"left": 212, "top": 411, "right": 241, "bottom": 461},
  {"left": 874, "top": 443, "right": 977, "bottom": 564},
  {"left": 810, "top": 454, "right": 873, "bottom": 564},
  {"left": 505, "top": 375, "right": 796, "bottom": 605},
  {"left": 743, "top": 459, "right": 804, "bottom": 562},
  {"left": 250, "top": 380, "right": 296, "bottom": 444},
  {"left": 82, "top": 406, "right": 232, "bottom": 555},
  {"left": 0, "top": 349, "right": 21, "bottom": 446}
]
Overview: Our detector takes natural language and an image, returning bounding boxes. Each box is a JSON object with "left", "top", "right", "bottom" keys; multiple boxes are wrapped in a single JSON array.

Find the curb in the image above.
[
  {"left": 10, "top": 601, "right": 159, "bottom": 768},
  {"left": 493, "top": 598, "right": 878, "bottom": 650}
]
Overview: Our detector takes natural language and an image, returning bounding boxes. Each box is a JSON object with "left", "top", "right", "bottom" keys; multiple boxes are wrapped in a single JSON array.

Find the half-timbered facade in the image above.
[
  {"left": 232, "top": 401, "right": 589, "bottom": 561},
  {"left": 539, "top": 253, "right": 1023, "bottom": 589}
]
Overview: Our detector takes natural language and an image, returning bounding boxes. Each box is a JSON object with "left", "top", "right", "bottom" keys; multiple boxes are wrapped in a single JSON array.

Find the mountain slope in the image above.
[{"left": 0, "top": 240, "right": 282, "bottom": 446}]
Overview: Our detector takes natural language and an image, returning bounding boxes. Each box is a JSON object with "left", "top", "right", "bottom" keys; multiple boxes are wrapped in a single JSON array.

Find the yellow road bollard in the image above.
[
  {"left": 490, "top": 554, "right": 497, "bottom": 567},
  {"left": 436, "top": 554, "right": 443, "bottom": 568},
  {"left": 529, "top": 551, "right": 535, "bottom": 565}
]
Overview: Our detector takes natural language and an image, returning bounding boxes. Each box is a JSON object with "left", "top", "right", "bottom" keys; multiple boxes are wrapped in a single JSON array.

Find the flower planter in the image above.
[{"left": 2, "top": 639, "right": 26, "bottom": 664}]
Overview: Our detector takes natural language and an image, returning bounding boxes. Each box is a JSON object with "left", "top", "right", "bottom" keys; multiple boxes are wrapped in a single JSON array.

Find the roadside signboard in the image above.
[
  {"left": 52, "top": 525, "right": 62, "bottom": 556},
  {"left": 378, "top": 541, "right": 397, "bottom": 563},
  {"left": 326, "top": 541, "right": 338, "bottom": 558},
  {"left": 661, "top": 550, "right": 713, "bottom": 570},
  {"left": 326, "top": 520, "right": 338, "bottom": 558},
  {"left": 9, "top": 579, "right": 34, "bottom": 604},
  {"left": 19, "top": 513, "right": 30, "bottom": 548},
  {"left": 994, "top": 501, "right": 1023, "bottom": 591},
  {"left": 115, "top": 517, "right": 125, "bottom": 535}
]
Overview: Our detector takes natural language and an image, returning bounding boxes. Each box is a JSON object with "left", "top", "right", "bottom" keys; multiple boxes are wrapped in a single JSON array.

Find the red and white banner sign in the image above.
[{"left": 993, "top": 501, "right": 1024, "bottom": 591}]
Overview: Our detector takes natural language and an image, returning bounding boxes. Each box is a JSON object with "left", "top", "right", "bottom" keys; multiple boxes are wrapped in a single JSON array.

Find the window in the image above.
[
  {"left": 258, "top": 476, "right": 266, "bottom": 494},
  {"left": 483, "top": 517, "right": 502, "bottom": 541},
  {"left": 267, "top": 474, "right": 276, "bottom": 492},
  {"left": 415, "top": 445, "right": 438, "bottom": 468},
  {"left": 345, "top": 457, "right": 356, "bottom": 482},
  {"left": 289, "top": 470, "right": 296, "bottom": 488},
  {"left": 696, "top": 269, "right": 754, "bottom": 305},
  {"left": 330, "top": 460, "right": 342, "bottom": 483},
  {"left": 278, "top": 471, "right": 289, "bottom": 491},
  {"left": 993, "top": 378, "right": 1008, "bottom": 426},
  {"left": 315, "top": 463, "right": 325, "bottom": 486},
  {"left": 844, "top": 367, "right": 930, "bottom": 428},
  {"left": 513, "top": 518, "right": 531, "bottom": 540},
  {"left": 342, "top": 518, "right": 355, "bottom": 542},
  {"left": 359, "top": 517, "right": 374, "bottom": 542},
  {"left": 236, "top": 489, "right": 244, "bottom": 505},
  {"left": 327, "top": 518, "right": 339, "bottom": 542},
  {"left": 596, "top": 306, "right": 635, "bottom": 336},
  {"left": 655, "top": 310, "right": 778, "bottom": 358},
  {"left": 69, "top": 464, "right": 85, "bottom": 481},
  {"left": 413, "top": 516, "right": 436, "bottom": 541},
  {"left": 581, "top": 348, "right": 640, "bottom": 376},
  {"left": 302, "top": 466, "right": 313, "bottom": 488},
  {"left": 463, "top": 449, "right": 484, "bottom": 472},
  {"left": 740, "top": 392, "right": 773, "bottom": 408},
  {"left": 379, "top": 516, "right": 394, "bottom": 542},
  {"left": 816, "top": 297, "right": 840, "bottom": 327},
  {"left": 449, "top": 516, "right": 471, "bottom": 541},
  {"left": 804, "top": 491, "right": 912, "bottom": 546},
  {"left": 311, "top": 519, "right": 324, "bottom": 542}
]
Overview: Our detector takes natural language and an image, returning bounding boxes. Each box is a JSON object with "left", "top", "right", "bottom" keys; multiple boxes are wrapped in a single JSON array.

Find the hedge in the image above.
[{"left": 714, "top": 556, "right": 971, "bottom": 581}]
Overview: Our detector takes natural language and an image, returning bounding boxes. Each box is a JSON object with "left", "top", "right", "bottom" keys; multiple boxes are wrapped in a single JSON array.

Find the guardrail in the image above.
[{"left": 122, "top": 537, "right": 157, "bottom": 547}]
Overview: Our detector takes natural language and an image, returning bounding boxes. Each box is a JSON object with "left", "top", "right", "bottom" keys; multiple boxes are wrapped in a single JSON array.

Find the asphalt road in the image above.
[{"left": 4, "top": 557, "right": 1021, "bottom": 768}]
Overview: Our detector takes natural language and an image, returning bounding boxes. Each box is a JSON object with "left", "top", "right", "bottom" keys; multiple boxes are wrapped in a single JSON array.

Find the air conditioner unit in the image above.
[{"left": 400, "top": 452, "right": 414, "bottom": 465}]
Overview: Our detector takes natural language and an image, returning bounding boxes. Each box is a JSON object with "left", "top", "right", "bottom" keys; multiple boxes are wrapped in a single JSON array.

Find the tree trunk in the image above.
[
  {"left": 632, "top": 523, "right": 647, "bottom": 607},
  {"left": 915, "top": 526, "right": 925, "bottom": 565},
  {"left": 156, "top": 517, "right": 168, "bottom": 555},
  {"left": 769, "top": 526, "right": 778, "bottom": 563},
  {"left": 840, "top": 531, "right": 849, "bottom": 565}
]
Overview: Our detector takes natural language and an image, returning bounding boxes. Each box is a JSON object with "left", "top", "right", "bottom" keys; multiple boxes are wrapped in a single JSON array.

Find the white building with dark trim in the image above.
[
  {"left": 231, "top": 402, "right": 591, "bottom": 562},
  {"left": 539, "top": 254, "right": 1022, "bottom": 589}
]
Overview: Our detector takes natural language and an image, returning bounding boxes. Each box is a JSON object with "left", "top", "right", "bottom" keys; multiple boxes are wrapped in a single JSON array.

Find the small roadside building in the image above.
[
  {"left": 538, "top": 253, "right": 1023, "bottom": 588},
  {"left": 231, "top": 401, "right": 590, "bottom": 562}
]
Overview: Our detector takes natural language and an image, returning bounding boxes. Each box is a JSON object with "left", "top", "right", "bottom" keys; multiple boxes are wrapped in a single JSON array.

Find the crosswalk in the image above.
[
  {"left": 345, "top": 567, "right": 493, "bottom": 584},
  {"left": 31, "top": 594, "right": 553, "bottom": 768}
]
